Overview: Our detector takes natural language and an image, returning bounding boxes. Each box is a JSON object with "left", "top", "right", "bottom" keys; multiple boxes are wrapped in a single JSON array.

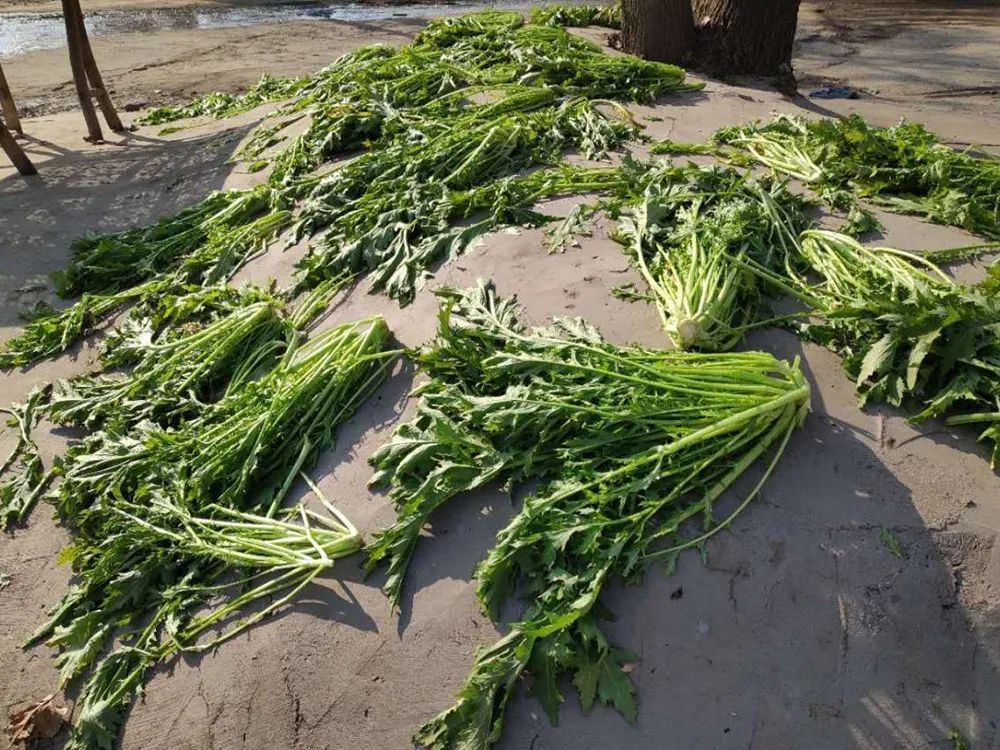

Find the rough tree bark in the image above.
[
  {"left": 620, "top": 0, "right": 695, "bottom": 64},
  {"left": 690, "top": 0, "right": 802, "bottom": 79},
  {"left": 0, "top": 62, "right": 23, "bottom": 136}
]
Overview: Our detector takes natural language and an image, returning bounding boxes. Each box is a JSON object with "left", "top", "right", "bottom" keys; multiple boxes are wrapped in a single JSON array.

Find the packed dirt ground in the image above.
[{"left": 1, "top": 2, "right": 999, "bottom": 749}]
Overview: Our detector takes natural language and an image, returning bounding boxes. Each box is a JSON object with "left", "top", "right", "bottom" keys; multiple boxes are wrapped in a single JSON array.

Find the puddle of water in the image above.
[{"left": 0, "top": 1, "right": 539, "bottom": 56}]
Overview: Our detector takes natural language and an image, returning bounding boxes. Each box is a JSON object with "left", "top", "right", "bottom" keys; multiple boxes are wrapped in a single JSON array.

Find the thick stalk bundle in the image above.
[
  {"left": 367, "top": 281, "right": 810, "bottom": 745},
  {"left": 716, "top": 114, "right": 1000, "bottom": 240},
  {"left": 616, "top": 165, "right": 811, "bottom": 350},
  {"left": 28, "top": 314, "right": 394, "bottom": 750},
  {"left": 746, "top": 229, "right": 1000, "bottom": 463},
  {"left": 48, "top": 288, "right": 294, "bottom": 430}
]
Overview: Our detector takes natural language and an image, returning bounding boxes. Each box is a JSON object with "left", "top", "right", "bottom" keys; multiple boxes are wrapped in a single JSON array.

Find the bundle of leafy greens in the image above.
[
  {"left": 615, "top": 164, "right": 812, "bottom": 350},
  {"left": 366, "top": 281, "right": 810, "bottom": 746},
  {"left": 529, "top": 3, "right": 622, "bottom": 28},
  {"left": 743, "top": 229, "right": 1000, "bottom": 464},
  {"left": 28, "top": 313, "right": 394, "bottom": 750},
  {"left": 5, "top": 12, "right": 699, "bottom": 371},
  {"left": 1, "top": 193, "right": 289, "bottom": 369},
  {"left": 715, "top": 114, "right": 1000, "bottom": 240},
  {"left": 46, "top": 285, "right": 295, "bottom": 431}
]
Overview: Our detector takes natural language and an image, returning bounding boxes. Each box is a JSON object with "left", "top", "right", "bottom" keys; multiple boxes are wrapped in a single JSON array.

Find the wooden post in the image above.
[
  {"left": 0, "top": 120, "right": 37, "bottom": 175},
  {"left": 62, "top": 0, "right": 103, "bottom": 142},
  {"left": 0, "top": 61, "right": 23, "bottom": 136},
  {"left": 72, "top": 1, "right": 125, "bottom": 131}
]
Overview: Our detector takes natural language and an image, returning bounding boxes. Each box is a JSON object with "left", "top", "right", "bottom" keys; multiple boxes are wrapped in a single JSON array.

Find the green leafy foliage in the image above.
[
  {"left": 47, "top": 286, "right": 293, "bottom": 430},
  {"left": 616, "top": 164, "right": 811, "bottom": 350},
  {"left": 0, "top": 385, "right": 54, "bottom": 528},
  {"left": 716, "top": 114, "right": 1000, "bottom": 240},
  {"left": 529, "top": 4, "right": 622, "bottom": 29},
  {"left": 55, "top": 185, "right": 281, "bottom": 298},
  {"left": 743, "top": 229, "right": 1000, "bottom": 464},
  {"left": 141, "top": 74, "right": 309, "bottom": 125},
  {"left": 879, "top": 526, "right": 906, "bottom": 559},
  {"left": 368, "top": 281, "right": 810, "bottom": 746},
  {"left": 1, "top": 198, "right": 290, "bottom": 370},
  {"left": 113, "top": 12, "right": 700, "bottom": 309},
  {"left": 24, "top": 309, "right": 394, "bottom": 750}
]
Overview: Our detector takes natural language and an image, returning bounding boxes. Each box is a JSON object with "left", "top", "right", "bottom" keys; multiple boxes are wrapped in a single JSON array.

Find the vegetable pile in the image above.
[
  {"left": 744, "top": 229, "right": 1000, "bottom": 464},
  {"left": 4, "top": 282, "right": 395, "bottom": 748},
  {"left": 2, "top": 12, "right": 699, "bottom": 369},
  {"left": 530, "top": 3, "right": 622, "bottom": 29},
  {"left": 615, "top": 164, "right": 811, "bottom": 350},
  {"left": 1, "top": 187, "right": 288, "bottom": 368},
  {"left": 716, "top": 114, "right": 1000, "bottom": 239},
  {"left": 367, "top": 281, "right": 810, "bottom": 746}
]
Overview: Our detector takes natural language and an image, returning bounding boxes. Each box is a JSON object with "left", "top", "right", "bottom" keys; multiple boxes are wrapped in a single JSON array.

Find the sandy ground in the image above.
[{"left": 2, "top": 4, "right": 1000, "bottom": 750}]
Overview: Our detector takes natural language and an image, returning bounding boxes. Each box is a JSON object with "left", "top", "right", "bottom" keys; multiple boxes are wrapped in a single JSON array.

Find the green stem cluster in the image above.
[{"left": 367, "top": 281, "right": 809, "bottom": 747}]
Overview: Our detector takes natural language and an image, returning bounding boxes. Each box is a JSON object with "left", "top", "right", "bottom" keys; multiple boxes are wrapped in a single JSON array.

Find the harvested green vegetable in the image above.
[
  {"left": 48, "top": 286, "right": 294, "bottom": 430},
  {"left": 1, "top": 200, "right": 290, "bottom": 370},
  {"left": 31, "top": 314, "right": 394, "bottom": 750},
  {"left": 616, "top": 164, "right": 811, "bottom": 350},
  {"left": 57, "top": 186, "right": 281, "bottom": 298},
  {"left": 716, "top": 114, "right": 1000, "bottom": 239},
  {"left": 0, "top": 385, "right": 53, "bottom": 528},
  {"left": 141, "top": 74, "right": 308, "bottom": 125},
  {"left": 0, "top": 283, "right": 157, "bottom": 369},
  {"left": 744, "top": 229, "right": 1000, "bottom": 464},
  {"left": 530, "top": 4, "right": 622, "bottom": 29},
  {"left": 104, "top": 12, "right": 699, "bottom": 307},
  {"left": 367, "top": 281, "right": 810, "bottom": 745}
]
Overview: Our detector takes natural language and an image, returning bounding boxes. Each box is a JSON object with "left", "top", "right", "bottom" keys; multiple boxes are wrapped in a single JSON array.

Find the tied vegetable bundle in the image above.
[
  {"left": 716, "top": 114, "right": 1000, "bottom": 240},
  {"left": 24, "top": 312, "right": 394, "bottom": 750},
  {"left": 367, "top": 281, "right": 810, "bottom": 747},
  {"left": 746, "top": 229, "right": 1000, "bottom": 464},
  {"left": 616, "top": 164, "right": 811, "bottom": 351}
]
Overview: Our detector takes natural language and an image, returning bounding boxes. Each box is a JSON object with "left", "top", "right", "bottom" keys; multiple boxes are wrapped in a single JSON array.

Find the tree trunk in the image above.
[
  {"left": 0, "top": 62, "right": 23, "bottom": 136},
  {"left": 620, "top": 0, "right": 695, "bottom": 65},
  {"left": 690, "top": 0, "right": 801, "bottom": 78},
  {"left": 0, "top": 120, "right": 37, "bottom": 175},
  {"left": 62, "top": 0, "right": 104, "bottom": 142}
]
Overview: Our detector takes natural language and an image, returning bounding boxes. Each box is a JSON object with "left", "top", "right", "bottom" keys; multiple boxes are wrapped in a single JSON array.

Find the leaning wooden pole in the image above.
[
  {"left": 62, "top": 0, "right": 103, "bottom": 142},
  {"left": 0, "top": 119, "right": 36, "bottom": 175},
  {"left": 72, "top": 1, "right": 125, "bottom": 131},
  {"left": 0, "top": 61, "right": 23, "bottom": 136}
]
